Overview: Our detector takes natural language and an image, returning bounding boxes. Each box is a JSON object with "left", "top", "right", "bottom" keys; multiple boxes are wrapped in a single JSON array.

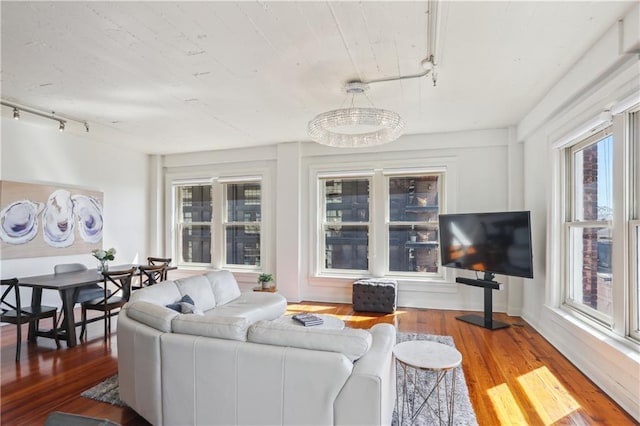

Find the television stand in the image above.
[{"left": 455, "top": 275, "right": 510, "bottom": 330}]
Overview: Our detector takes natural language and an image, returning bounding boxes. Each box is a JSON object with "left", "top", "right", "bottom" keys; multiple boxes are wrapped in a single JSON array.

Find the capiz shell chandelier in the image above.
[{"left": 307, "top": 82, "right": 405, "bottom": 148}]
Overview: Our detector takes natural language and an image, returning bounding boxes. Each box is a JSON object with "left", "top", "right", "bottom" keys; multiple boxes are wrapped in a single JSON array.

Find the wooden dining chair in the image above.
[
  {"left": 1, "top": 278, "right": 60, "bottom": 361},
  {"left": 147, "top": 256, "right": 171, "bottom": 280},
  {"left": 133, "top": 264, "right": 167, "bottom": 289},
  {"left": 80, "top": 267, "right": 136, "bottom": 341}
]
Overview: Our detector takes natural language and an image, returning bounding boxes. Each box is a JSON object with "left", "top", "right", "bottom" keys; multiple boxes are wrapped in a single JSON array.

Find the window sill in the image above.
[{"left": 547, "top": 305, "right": 640, "bottom": 358}]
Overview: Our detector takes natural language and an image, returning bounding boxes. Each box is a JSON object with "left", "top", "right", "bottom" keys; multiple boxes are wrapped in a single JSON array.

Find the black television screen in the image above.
[{"left": 438, "top": 211, "right": 534, "bottom": 279}]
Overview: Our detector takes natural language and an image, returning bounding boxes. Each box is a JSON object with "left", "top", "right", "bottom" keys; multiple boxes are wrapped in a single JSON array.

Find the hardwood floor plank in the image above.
[{"left": 1, "top": 304, "right": 635, "bottom": 425}]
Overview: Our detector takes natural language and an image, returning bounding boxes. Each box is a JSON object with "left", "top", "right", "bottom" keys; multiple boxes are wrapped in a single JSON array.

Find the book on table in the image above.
[{"left": 292, "top": 313, "right": 324, "bottom": 326}]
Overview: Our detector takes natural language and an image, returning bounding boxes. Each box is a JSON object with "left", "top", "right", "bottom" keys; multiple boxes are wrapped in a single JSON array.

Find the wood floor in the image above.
[{"left": 1, "top": 303, "right": 636, "bottom": 426}]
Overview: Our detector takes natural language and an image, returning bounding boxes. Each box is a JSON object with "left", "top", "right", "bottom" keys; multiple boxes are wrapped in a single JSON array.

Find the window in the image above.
[
  {"left": 564, "top": 129, "right": 614, "bottom": 324},
  {"left": 319, "top": 170, "right": 444, "bottom": 278},
  {"left": 224, "top": 181, "right": 262, "bottom": 267},
  {"left": 559, "top": 104, "right": 639, "bottom": 342},
  {"left": 173, "top": 178, "right": 263, "bottom": 270},
  {"left": 388, "top": 175, "right": 441, "bottom": 275},
  {"left": 321, "top": 178, "right": 370, "bottom": 271},
  {"left": 175, "top": 184, "right": 213, "bottom": 265}
]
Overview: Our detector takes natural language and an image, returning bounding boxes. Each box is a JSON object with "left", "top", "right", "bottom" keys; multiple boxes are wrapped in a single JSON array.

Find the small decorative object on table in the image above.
[
  {"left": 292, "top": 313, "right": 324, "bottom": 327},
  {"left": 92, "top": 247, "right": 116, "bottom": 273},
  {"left": 257, "top": 273, "right": 274, "bottom": 290}
]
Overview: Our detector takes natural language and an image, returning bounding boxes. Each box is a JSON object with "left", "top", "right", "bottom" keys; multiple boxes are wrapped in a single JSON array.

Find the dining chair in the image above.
[
  {"left": 133, "top": 264, "right": 167, "bottom": 289},
  {"left": 80, "top": 267, "right": 136, "bottom": 341},
  {"left": 147, "top": 256, "right": 171, "bottom": 280},
  {"left": 54, "top": 263, "right": 107, "bottom": 329},
  {"left": 1, "top": 278, "right": 60, "bottom": 361}
]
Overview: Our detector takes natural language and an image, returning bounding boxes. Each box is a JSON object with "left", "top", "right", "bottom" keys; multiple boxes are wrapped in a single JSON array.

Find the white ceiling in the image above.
[{"left": 1, "top": 1, "right": 635, "bottom": 155}]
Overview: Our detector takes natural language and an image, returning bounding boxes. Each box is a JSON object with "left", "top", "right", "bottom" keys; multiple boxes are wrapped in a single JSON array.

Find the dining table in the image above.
[{"left": 18, "top": 264, "right": 174, "bottom": 348}]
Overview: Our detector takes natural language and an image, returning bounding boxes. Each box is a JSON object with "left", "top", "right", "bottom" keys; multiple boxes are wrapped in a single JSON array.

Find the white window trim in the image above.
[
  {"left": 172, "top": 181, "right": 214, "bottom": 268},
  {"left": 166, "top": 167, "right": 272, "bottom": 275},
  {"left": 551, "top": 102, "right": 640, "bottom": 347},
  {"left": 309, "top": 157, "right": 457, "bottom": 287}
]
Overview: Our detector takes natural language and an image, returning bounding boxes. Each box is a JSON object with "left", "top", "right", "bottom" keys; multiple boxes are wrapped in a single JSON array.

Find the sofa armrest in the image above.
[{"left": 334, "top": 323, "right": 396, "bottom": 426}]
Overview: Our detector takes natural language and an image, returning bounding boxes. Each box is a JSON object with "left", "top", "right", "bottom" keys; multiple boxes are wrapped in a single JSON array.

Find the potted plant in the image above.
[
  {"left": 92, "top": 247, "right": 116, "bottom": 272},
  {"left": 257, "top": 273, "right": 274, "bottom": 290}
]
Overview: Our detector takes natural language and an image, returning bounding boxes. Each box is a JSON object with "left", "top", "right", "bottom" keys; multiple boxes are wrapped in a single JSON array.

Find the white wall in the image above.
[
  {"left": 518, "top": 4, "right": 640, "bottom": 420},
  {"left": 162, "top": 127, "right": 527, "bottom": 314},
  {"left": 0, "top": 116, "right": 149, "bottom": 307}
]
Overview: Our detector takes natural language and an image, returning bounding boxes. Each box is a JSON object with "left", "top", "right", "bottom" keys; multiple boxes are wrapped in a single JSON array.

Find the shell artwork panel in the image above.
[{"left": 0, "top": 180, "right": 104, "bottom": 259}]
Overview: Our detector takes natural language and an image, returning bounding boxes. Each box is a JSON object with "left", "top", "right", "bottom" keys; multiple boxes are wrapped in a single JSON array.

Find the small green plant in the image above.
[{"left": 257, "top": 273, "right": 273, "bottom": 284}]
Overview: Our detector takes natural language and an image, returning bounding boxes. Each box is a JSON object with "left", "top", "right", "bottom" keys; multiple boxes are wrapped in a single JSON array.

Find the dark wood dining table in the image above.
[{"left": 18, "top": 264, "right": 164, "bottom": 348}]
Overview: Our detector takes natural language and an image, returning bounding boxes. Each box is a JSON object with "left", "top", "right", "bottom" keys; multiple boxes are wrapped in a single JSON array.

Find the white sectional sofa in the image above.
[{"left": 117, "top": 270, "right": 396, "bottom": 426}]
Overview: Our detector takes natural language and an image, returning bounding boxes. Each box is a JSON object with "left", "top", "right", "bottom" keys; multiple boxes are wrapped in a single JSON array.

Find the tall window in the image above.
[
  {"left": 319, "top": 170, "right": 444, "bottom": 278},
  {"left": 321, "top": 178, "right": 370, "bottom": 271},
  {"left": 174, "top": 179, "right": 263, "bottom": 270},
  {"left": 565, "top": 129, "right": 613, "bottom": 324},
  {"left": 388, "top": 175, "right": 441, "bottom": 275},
  {"left": 560, "top": 104, "right": 639, "bottom": 341},
  {"left": 175, "top": 184, "right": 213, "bottom": 265},
  {"left": 224, "top": 181, "right": 262, "bottom": 267}
]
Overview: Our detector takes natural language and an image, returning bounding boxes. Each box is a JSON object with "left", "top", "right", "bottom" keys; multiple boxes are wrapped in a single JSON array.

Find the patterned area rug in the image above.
[
  {"left": 82, "top": 333, "right": 477, "bottom": 425},
  {"left": 392, "top": 332, "right": 478, "bottom": 426},
  {"left": 81, "top": 375, "right": 126, "bottom": 407}
]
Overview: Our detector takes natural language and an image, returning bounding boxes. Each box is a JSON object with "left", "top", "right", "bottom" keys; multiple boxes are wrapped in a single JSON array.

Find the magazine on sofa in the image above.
[{"left": 292, "top": 313, "right": 324, "bottom": 326}]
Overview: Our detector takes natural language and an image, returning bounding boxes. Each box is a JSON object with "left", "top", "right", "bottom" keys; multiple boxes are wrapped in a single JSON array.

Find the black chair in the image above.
[
  {"left": 133, "top": 264, "right": 167, "bottom": 289},
  {"left": 1, "top": 278, "right": 60, "bottom": 361},
  {"left": 80, "top": 268, "right": 136, "bottom": 341}
]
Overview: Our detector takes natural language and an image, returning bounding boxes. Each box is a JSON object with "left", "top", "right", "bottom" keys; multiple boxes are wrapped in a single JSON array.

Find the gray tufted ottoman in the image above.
[{"left": 352, "top": 278, "right": 397, "bottom": 313}]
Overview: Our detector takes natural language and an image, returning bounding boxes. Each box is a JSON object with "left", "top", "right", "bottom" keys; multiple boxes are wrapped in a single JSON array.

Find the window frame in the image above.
[
  {"left": 312, "top": 165, "right": 450, "bottom": 282},
  {"left": 221, "top": 178, "right": 263, "bottom": 271},
  {"left": 562, "top": 128, "right": 614, "bottom": 326},
  {"left": 173, "top": 181, "right": 214, "bottom": 268},
  {"left": 555, "top": 101, "right": 640, "bottom": 345}
]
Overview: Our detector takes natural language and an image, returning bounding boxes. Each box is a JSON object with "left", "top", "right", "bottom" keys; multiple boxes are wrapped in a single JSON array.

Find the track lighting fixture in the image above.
[{"left": 1, "top": 100, "right": 89, "bottom": 133}]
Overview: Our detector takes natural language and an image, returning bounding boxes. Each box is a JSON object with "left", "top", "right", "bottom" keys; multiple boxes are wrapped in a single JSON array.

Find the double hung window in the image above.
[
  {"left": 175, "top": 184, "right": 213, "bottom": 265},
  {"left": 560, "top": 104, "right": 639, "bottom": 341},
  {"left": 318, "top": 170, "right": 444, "bottom": 279},
  {"left": 564, "top": 129, "right": 614, "bottom": 324},
  {"left": 174, "top": 178, "right": 263, "bottom": 270}
]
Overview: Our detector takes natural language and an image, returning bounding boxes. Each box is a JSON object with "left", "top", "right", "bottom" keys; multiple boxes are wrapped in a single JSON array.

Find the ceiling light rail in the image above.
[{"left": 1, "top": 100, "right": 89, "bottom": 133}]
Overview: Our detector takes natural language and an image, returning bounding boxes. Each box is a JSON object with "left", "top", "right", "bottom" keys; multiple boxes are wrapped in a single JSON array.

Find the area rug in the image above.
[
  {"left": 82, "top": 333, "right": 477, "bottom": 425},
  {"left": 392, "top": 332, "right": 478, "bottom": 426},
  {"left": 81, "top": 375, "right": 126, "bottom": 407}
]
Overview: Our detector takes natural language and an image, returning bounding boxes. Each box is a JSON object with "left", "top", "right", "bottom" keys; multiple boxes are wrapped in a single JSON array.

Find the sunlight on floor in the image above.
[
  {"left": 487, "top": 366, "right": 581, "bottom": 425},
  {"left": 285, "top": 304, "right": 402, "bottom": 325},
  {"left": 517, "top": 366, "right": 581, "bottom": 424},
  {"left": 487, "top": 383, "right": 528, "bottom": 425}
]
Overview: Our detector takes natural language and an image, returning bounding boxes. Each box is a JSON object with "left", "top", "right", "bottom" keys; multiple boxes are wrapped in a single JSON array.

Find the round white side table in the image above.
[{"left": 393, "top": 340, "right": 462, "bottom": 425}]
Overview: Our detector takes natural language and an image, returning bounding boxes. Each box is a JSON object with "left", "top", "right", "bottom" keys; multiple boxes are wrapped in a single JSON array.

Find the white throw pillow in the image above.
[{"left": 205, "top": 270, "right": 241, "bottom": 306}]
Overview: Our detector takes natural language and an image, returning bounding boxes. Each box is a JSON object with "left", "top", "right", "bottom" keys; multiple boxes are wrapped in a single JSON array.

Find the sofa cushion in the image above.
[
  {"left": 125, "top": 301, "right": 180, "bottom": 332},
  {"left": 175, "top": 275, "right": 216, "bottom": 311},
  {"left": 247, "top": 320, "right": 372, "bottom": 361},
  {"left": 172, "top": 314, "right": 250, "bottom": 341},
  {"left": 206, "top": 292, "right": 287, "bottom": 323},
  {"left": 128, "top": 280, "right": 181, "bottom": 306},
  {"left": 205, "top": 270, "right": 241, "bottom": 306}
]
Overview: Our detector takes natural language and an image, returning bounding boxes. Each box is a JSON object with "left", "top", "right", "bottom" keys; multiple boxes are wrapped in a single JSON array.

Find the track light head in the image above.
[
  {"left": 13, "top": 107, "right": 20, "bottom": 120},
  {"left": 84, "top": 122, "right": 90, "bottom": 133},
  {"left": 58, "top": 121, "right": 65, "bottom": 132}
]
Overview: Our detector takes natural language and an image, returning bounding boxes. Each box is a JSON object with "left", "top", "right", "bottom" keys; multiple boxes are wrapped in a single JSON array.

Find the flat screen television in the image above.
[{"left": 438, "top": 211, "right": 534, "bottom": 280}]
